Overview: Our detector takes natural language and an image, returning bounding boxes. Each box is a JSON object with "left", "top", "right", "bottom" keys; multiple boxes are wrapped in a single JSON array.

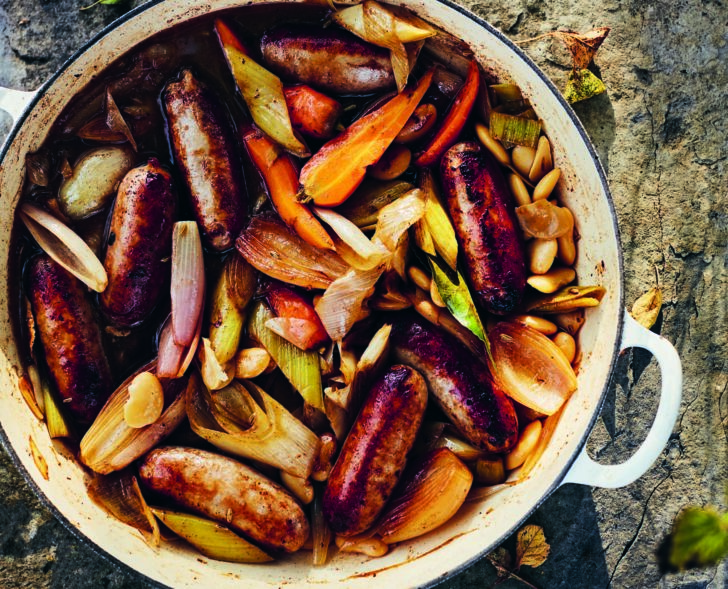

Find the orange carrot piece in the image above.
[
  {"left": 214, "top": 19, "right": 248, "bottom": 55},
  {"left": 284, "top": 85, "right": 343, "bottom": 140},
  {"left": 242, "top": 127, "right": 335, "bottom": 250},
  {"left": 265, "top": 283, "right": 329, "bottom": 350},
  {"left": 415, "top": 61, "right": 480, "bottom": 167},
  {"left": 300, "top": 69, "right": 434, "bottom": 207}
]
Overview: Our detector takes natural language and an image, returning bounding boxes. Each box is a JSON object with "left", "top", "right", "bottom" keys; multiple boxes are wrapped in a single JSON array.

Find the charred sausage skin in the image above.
[
  {"left": 391, "top": 315, "right": 518, "bottom": 453},
  {"left": 27, "top": 255, "right": 113, "bottom": 425},
  {"left": 441, "top": 142, "right": 526, "bottom": 315},
  {"left": 138, "top": 447, "right": 309, "bottom": 553},
  {"left": 164, "top": 69, "right": 247, "bottom": 251},
  {"left": 100, "top": 159, "right": 176, "bottom": 327},
  {"left": 261, "top": 25, "right": 395, "bottom": 95},
  {"left": 324, "top": 365, "right": 427, "bottom": 537}
]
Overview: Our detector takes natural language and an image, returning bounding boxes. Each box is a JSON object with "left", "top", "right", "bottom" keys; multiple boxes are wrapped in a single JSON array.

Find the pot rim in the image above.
[{"left": 0, "top": 1, "right": 625, "bottom": 587}]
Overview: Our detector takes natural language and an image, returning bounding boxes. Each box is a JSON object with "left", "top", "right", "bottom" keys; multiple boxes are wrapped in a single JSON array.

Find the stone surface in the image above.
[{"left": 0, "top": 0, "right": 726, "bottom": 587}]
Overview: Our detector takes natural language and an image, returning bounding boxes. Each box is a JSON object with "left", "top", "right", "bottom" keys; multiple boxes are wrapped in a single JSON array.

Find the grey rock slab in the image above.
[{"left": 1, "top": 0, "right": 726, "bottom": 587}]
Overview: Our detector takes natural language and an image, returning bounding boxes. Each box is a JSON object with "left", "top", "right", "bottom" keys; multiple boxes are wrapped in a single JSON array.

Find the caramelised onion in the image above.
[
  {"left": 87, "top": 472, "right": 160, "bottom": 547},
  {"left": 489, "top": 322, "right": 577, "bottom": 416},
  {"left": 171, "top": 221, "right": 205, "bottom": 347},
  {"left": 186, "top": 375, "right": 320, "bottom": 478},
  {"left": 236, "top": 214, "right": 349, "bottom": 290},
  {"left": 334, "top": 1, "right": 435, "bottom": 92},
  {"left": 315, "top": 190, "right": 424, "bottom": 341},
  {"left": 151, "top": 508, "right": 273, "bottom": 563},
  {"left": 80, "top": 361, "right": 188, "bottom": 474},
  {"left": 515, "top": 200, "right": 573, "bottom": 239},
  {"left": 18, "top": 203, "right": 108, "bottom": 292},
  {"left": 377, "top": 448, "right": 472, "bottom": 544},
  {"left": 313, "top": 206, "right": 389, "bottom": 267}
]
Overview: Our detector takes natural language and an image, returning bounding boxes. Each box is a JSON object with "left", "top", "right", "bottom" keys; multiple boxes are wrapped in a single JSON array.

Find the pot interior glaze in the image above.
[{"left": 0, "top": 1, "right": 623, "bottom": 587}]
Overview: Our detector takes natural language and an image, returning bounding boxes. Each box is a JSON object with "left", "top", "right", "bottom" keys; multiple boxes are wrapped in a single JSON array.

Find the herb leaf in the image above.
[
  {"left": 669, "top": 507, "right": 728, "bottom": 570},
  {"left": 516, "top": 524, "right": 551, "bottom": 569},
  {"left": 487, "top": 547, "right": 513, "bottom": 578},
  {"left": 427, "top": 256, "right": 486, "bottom": 342}
]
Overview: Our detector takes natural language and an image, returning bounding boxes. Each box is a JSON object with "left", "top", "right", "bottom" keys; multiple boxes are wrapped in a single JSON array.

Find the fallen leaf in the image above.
[
  {"left": 486, "top": 546, "right": 512, "bottom": 577},
  {"left": 630, "top": 286, "right": 662, "bottom": 329},
  {"left": 669, "top": 506, "right": 728, "bottom": 570},
  {"left": 516, "top": 524, "right": 550, "bottom": 569},
  {"left": 551, "top": 28, "right": 610, "bottom": 70},
  {"left": 563, "top": 69, "right": 606, "bottom": 104}
]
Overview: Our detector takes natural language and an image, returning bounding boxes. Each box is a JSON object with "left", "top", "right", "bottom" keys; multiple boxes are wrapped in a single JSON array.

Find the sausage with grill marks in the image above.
[
  {"left": 164, "top": 69, "right": 247, "bottom": 251},
  {"left": 27, "top": 254, "right": 113, "bottom": 425}
]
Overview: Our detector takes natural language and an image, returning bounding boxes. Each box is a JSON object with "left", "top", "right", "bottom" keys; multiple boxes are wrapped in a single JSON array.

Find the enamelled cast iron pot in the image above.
[{"left": 0, "top": 0, "right": 683, "bottom": 587}]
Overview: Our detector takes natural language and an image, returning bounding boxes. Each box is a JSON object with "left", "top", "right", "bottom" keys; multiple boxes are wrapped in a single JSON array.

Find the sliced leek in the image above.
[{"left": 248, "top": 301, "right": 324, "bottom": 411}]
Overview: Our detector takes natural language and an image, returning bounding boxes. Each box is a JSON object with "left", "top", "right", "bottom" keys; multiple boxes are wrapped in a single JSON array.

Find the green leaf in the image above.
[
  {"left": 428, "top": 256, "right": 485, "bottom": 342},
  {"left": 564, "top": 69, "right": 606, "bottom": 104},
  {"left": 669, "top": 507, "right": 728, "bottom": 570}
]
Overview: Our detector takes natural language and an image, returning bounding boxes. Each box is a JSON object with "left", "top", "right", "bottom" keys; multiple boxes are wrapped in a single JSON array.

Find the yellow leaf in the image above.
[
  {"left": 516, "top": 524, "right": 550, "bottom": 569},
  {"left": 564, "top": 69, "right": 606, "bottom": 104},
  {"left": 631, "top": 286, "right": 662, "bottom": 329}
]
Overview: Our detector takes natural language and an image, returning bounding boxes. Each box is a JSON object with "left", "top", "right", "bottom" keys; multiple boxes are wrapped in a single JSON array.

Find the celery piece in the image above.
[
  {"left": 248, "top": 301, "right": 324, "bottom": 411},
  {"left": 489, "top": 111, "right": 542, "bottom": 148}
]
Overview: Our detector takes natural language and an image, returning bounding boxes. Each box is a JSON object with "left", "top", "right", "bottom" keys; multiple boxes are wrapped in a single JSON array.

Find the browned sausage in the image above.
[
  {"left": 26, "top": 255, "right": 112, "bottom": 425},
  {"left": 323, "top": 365, "right": 427, "bottom": 537},
  {"left": 440, "top": 142, "right": 526, "bottom": 315},
  {"left": 164, "top": 69, "right": 247, "bottom": 251},
  {"left": 138, "top": 447, "right": 309, "bottom": 553},
  {"left": 100, "top": 159, "right": 176, "bottom": 327},
  {"left": 261, "top": 25, "right": 395, "bottom": 95},
  {"left": 391, "top": 315, "right": 518, "bottom": 453}
]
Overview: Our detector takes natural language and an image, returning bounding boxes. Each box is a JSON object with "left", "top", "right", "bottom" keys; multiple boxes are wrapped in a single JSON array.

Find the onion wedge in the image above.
[
  {"left": 171, "top": 221, "right": 205, "bottom": 347},
  {"left": 377, "top": 448, "right": 472, "bottom": 544},
  {"left": 236, "top": 214, "right": 349, "bottom": 290},
  {"left": 80, "top": 361, "right": 188, "bottom": 474},
  {"left": 18, "top": 203, "right": 107, "bottom": 292},
  {"left": 313, "top": 206, "right": 389, "bottom": 264},
  {"left": 489, "top": 322, "right": 577, "bottom": 415},
  {"left": 186, "top": 374, "right": 320, "bottom": 478}
]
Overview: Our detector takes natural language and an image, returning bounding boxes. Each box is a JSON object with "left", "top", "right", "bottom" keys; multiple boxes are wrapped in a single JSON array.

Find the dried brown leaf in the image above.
[
  {"left": 552, "top": 28, "right": 610, "bottom": 70},
  {"left": 516, "top": 524, "right": 550, "bottom": 569},
  {"left": 105, "top": 88, "right": 138, "bottom": 151},
  {"left": 487, "top": 547, "right": 513, "bottom": 577},
  {"left": 631, "top": 286, "right": 662, "bottom": 329}
]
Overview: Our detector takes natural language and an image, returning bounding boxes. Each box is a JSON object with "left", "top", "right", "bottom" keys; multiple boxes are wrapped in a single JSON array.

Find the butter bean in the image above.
[
  {"left": 475, "top": 123, "right": 510, "bottom": 166},
  {"left": 528, "top": 135, "right": 553, "bottom": 183},
  {"left": 527, "top": 238, "right": 558, "bottom": 274},
  {"left": 508, "top": 173, "right": 532, "bottom": 207},
  {"left": 396, "top": 103, "right": 438, "bottom": 144},
  {"left": 511, "top": 314, "right": 558, "bottom": 335},
  {"left": 505, "top": 419, "right": 543, "bottom": 470},
  {"left": 532, "top": 168, "right": 561, "bottom": 201},
  {"left": 557, "top": 207, "right": 577, "bottom": 265},
  {"left": 552, "top": 331, "right": 576, "bottom": 363},
  {"left": 527, "top": 267, "right": 577, "bottom": 293},
  {"left": 369, "top": 144, "right": 411, "bottom": 180},
  {"left": 512, "top": 145, "right": 536, "bottom": 177}
]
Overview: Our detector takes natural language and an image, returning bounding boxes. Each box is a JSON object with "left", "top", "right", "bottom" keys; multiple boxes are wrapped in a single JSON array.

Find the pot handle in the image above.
[
  {"left": 0, "top": 86, "right": 38, "bottom": 127},
  {"left": 560, "top": 309, "right": 682, "bottom": 488}
]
